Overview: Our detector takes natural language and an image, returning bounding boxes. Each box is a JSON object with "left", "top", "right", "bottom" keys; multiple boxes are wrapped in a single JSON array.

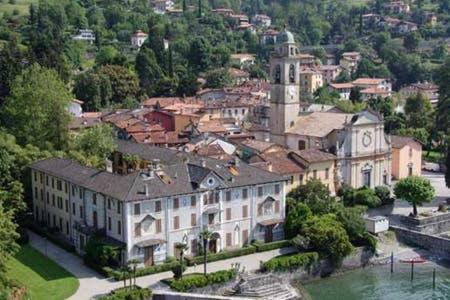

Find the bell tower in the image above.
[{"left": 269, "top": 27, "right": 301, "bottom": 145}]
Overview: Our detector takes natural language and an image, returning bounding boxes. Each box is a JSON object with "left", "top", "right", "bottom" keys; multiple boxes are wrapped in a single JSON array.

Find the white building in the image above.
[
  {"left": 151, "top": 0, "right": 174, "bottom": 14},
  {"left": 131, "top": 31, "right": 148, "bottom": 48},
  {"left": 69, "top": 99, "right": 84, "bottom": 117},
  {"left": 30, "top": 142, "right": 286, "bottom": 267},
  {"left": 251, "top": 14, "right": 272, "bottom": 27},
  {"left": 72, "top": 29, "right": 95, "bottom": 44}
]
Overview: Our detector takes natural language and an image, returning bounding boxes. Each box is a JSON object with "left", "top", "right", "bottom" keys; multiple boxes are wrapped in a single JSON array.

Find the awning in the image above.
[
  {"left": 258, "top": 218, "right": 284, "bottom": 226},
  {"left": 135, "top": 239, "right": 166, "bottom": 248}
]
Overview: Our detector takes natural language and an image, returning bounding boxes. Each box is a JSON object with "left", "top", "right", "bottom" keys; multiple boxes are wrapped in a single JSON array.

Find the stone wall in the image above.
[
  {"left": 400, "top": 212, "right": 450, "bottom": 235},
  {"left": 153, "top": 291, "right": 252, "bottom": 300},
  {"left": 391, "top": 225, "right": 450, "bottom": 258}
]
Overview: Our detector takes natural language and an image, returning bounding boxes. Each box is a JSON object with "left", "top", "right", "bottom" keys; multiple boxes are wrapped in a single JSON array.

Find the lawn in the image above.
[
  {"left": 0, "top": 0, "right": 38, "bottom": 17},
  {"left": 6, "top": 245, "right": 79, "bottom": 300}
]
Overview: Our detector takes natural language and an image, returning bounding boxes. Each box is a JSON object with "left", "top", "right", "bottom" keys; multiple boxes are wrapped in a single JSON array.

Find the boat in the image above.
[{"left": 399, "top": 257, "right": 427, "bottom": 264}]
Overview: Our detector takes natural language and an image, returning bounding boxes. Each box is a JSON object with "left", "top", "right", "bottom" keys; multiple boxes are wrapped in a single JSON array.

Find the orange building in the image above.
[{"left": 391, "top": 135, "right": 422, "bottom": 180}]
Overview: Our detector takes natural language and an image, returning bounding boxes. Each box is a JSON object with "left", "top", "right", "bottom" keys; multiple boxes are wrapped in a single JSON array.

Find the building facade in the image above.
[
  {"left": 30, "top": 143, "right": 286, "bottom": 267},
  {"left": 391, "top": 135, "right": 422, "bottom": 180}
]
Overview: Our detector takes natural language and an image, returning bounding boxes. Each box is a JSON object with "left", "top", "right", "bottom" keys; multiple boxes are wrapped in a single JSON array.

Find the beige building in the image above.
[
  {"left": 391, "top": 135, "right": 422, "bottom": 180},
  {"left": 300, "top": 68, "right": 324, "bottom": 96},
  {"left": 319, "top": 65, "right": 342, "bottom": 85},
  {"left": 230, "top": 53, "right": 255, "bottom": 69},
  {"left": 340, "top": 52, "right": 361, "bottom": 73}
]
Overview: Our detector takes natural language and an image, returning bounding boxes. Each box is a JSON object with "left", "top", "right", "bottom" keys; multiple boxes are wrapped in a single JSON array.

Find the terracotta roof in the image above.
[
  {"left": 240, "top": 139, "right": 280, "bottom": 153},
  {"left": 130, "top": 131, "right": 188, "bottom": 145},
  {"left": 391, "top": 135, "right": 422, "bottom": 148},
  {"left": 330, "top": 83, "right": 353, "bottom": 89},
  {"left": 291, "top": 149, "right": 336, "bottom": 163},
  {"left": 258, "top": 151, "right": 305, "bottom": 175},
  {"left": 353, "top": 78, "right": 386, "bottom": 85},
  {"left": 261, "top": 29, "right": 279, "bottom": 36},
  {"left": 228, "top": 67, "right": 250, "bottom": 78},
  {"left": 143, "top": 97, "right": 185, "bottom": 108},
  {"left": 286, "top": 112, "right": 353, "bottom": 137},
  {"left": 133, "top": 30, "right": 148, "bottom": 37}
]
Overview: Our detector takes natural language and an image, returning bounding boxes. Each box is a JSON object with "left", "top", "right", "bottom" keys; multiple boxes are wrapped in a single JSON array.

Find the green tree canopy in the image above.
[
  {"left": 74, "top": 124, "right": 117, "bottom": 162},
  {"left": 288, "top": 179, "right": 335, "bottom": 215},
  {"left": 394, "top": 176, "right": 435, "bottom": 216},
  {"left": 284, "top": 201, "right": 312, "bottom": 239},
  {"left": 2, "top": 64, "right": 72, "bottom": 149}
]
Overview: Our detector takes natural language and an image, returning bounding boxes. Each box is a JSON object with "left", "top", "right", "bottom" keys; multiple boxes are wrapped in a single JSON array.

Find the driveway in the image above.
[{"left": 28, "top": 230, "right": 295, "bottom": 299}]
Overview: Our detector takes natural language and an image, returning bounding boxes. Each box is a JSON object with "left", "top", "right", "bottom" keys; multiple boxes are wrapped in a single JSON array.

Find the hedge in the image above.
[
  {"left": 185, "top": 245, "right": 256, "bottom": 266},
  {"left": 27, "top": 222, "right": 76, "bottom": 253},
  {"left": 253, "top": 240, "right": 292, "bottom": 252},
  {"left": 99, "top": 286, "right": 152, "bottom": 300},
  {"left": 166, "top": 269, "right": 237, "bottom": 292},
  {"left": 261, "top": 252, "right": 319, "bottom": 272},
  {"left": 104, "top": 261, "right": 180, "bottom": 281}
]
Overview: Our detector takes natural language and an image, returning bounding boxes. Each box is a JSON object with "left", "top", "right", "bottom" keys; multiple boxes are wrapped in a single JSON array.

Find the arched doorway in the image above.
[{"left": 209, "top": 232, "right": 221, "bottom": 253}]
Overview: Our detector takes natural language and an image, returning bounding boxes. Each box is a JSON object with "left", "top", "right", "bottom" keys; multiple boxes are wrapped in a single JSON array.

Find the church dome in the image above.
[{"left": 277, "top": 28, "right": 295, "bottom": 44}]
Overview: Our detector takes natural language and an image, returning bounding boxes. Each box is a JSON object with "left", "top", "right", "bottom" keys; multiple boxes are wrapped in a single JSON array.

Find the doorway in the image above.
[
  {"left": 264, "top": 226, "right": 273, "bottom": 243},
  {"left": 144, "top": 246, "right": 154, "bottom": 267}
]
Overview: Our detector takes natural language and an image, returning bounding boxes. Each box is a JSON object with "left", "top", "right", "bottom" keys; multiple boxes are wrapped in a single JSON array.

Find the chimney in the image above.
[
  {"left": 267, "top": 162, "right": 273, "bottom": 172},
  {"left": 144, "top": 183, "right": 149, "bottom": 196}
]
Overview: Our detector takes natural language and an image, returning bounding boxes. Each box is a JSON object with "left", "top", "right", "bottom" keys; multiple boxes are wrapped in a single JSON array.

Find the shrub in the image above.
[
  {"left": 363, "top": 232, "right": 377, "bottom": 252},
  {"left": 261, "top": 252, "right": 319, "bottom": 272},
  {"left": 104, "top": 261, "right": 180, "bottom": 281},
  {"left": 375, "top": 186, "right": 393, "bottom": 205},
  {"left": 99, "top": 286, "right": 152, "bottom": 300},
  {"left": 84, "top": 235, "right": 122, "bottom": 274},
  {"left": 353, "top": 187, "right": 382, "bottom": 208},
  {"left": 27, "top": 222, "right": 76, "bottom": 252},
  {"left": 185, "top": 246, "right": 256, "bottom": 266},
  {"left": 168, "top": 269, "right": 237, "bottom": 292},
  {"left": 253, "top": 240, "right": 292, "bottom": 252},
  {"left": 171, "top": 263, "right": 187, "bottom": 279}
]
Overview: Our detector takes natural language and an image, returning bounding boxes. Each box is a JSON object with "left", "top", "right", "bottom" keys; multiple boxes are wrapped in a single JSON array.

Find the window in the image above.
[
  {"left": 409, "top": 148, "right": 413, "bottom": 157},
  {"left": 40, "top": 173, "right": 43, "bottom": 184},
  {"left": 117, "top": 221, "right": 122, "bottom": 235},
  {"left": 108, "top": 217, "right": 111, "bottom": 231},
  {"left": 134, "top": 223, "right": 141, "bottom": 237},
  {"left": 57, "top": 180, "right": 62, "bottom": 191},
  {"left": 226, "top": 191, "right": 231, "bottom": 201},
  {"left": 34, "top": 187, "right": 38, "bottom": 199},
  {"left": 134, "top": 203, "right": 140, "bottom": 215},
  {"left": 226, "top": 233, "right": 232, "bottom": 247},
  {"left": 275, "top": 201, "right": 280, "bottom": 213},
  {"left": 46, "top": 176, "right": 49, "bottom": 186},
  {"left": 155, "top": 200, "right": 161, "bottom": 212},
  {"left": 290, "top": 176, "right": 294, "bottom": 185},
  {"left": 190, "top": 196, "right": 196, "bottom": 207},
  {"left": 408, "top": 166, "right": 413, "bottom": 176},
  {"left": 93, "top": 193, "right": 97, "bottom": 205},
  {"left": 93, "top": 211, "right": 98, "bottom": 228},
  {"left": 325, "top": 168, "right": 329, "bottom": 180},
  {"left": 72, "top": 203, "right": 75, "bottom": 215},
  {"left": 107, "top": 198, "right": 111, "bottom": 210},
  {"left": 203, "top": 194, "right": 208, "bottom": 205},
  {"left": 300, "top": 174, "right": 304, "bottom": 182},
  {"left": 242, "top": 205, "right": 248, "bottom": 218},
  {"left": 79, "top": 205, "right": 83, "bottom": 218},
  {"left": 46, "top": 192, "right": 49, "bottom": 203},
  {"left": 34, "top": 171, "right": 37, "bottom": 182},
  {"left": 155, "top": 219, "right": 162, "bottom": 233},
  {"left": 65, "top": 182, "right": 68, "bottom": 194},
  {"left": 59, "top": 217, "right": 62, "bottom": 230},
  {"left": 242, "top": 230, "right": 249, "bottom": 245},
  {"left": 298, "top": 140, "right": 306, "bottom": 150},
  {"left": 383, "top": 174, "right": 388, "bottom": 185},
  {"left": 173, "top": 198, "right": 179, "bottom": 209},
  {"left": 79, "top": 188, "right": 83, "bottom": 199},
  {"left": 258, "top": 187, "right": 263, "bottom": 197},
  {"left": 117, "top": 202, "right": 121, "bottom": 214},
  {"left": 52, "top": 194, "right": 55, "bottom": 207},
  {"left": 52, "top": 214, "right": 56, "bottom": 227},
  {"left": 173, "top": 216, "right": 180, "bottom": 230},
  {"left": 191, "top": 213, "right": 197, "bottom": 226},
  {"left": 257, "top": 203, "right": 263, "bottom": 216},
  {"left": 72, "top": 186, "right": 75, "bottom": 197},
  {"left": 274, "top": 65, "right": 281, "bottom": 84},
  {"left": 226, "top": 208, "right": 231, "bottom": 220},
  {"left": 363, "top": 171, "right": 371, "bottom": 187},
  {"left": 313, "top": 170, "right": 317, "bottom": 179},
  {"left": 274, "top": 184, "right": 280, "bottom": 195},
  {"left": 215, "top": 192, "right": 220, "bottom": 203},
  {"left": 289, "top": 64, "right": 295, "bottom": 83},
  {"left": 66, "top": 221, "right": 69, "bottom": 235},
  {"left": 242, "top": 188, "right": 248, "bottom": 199},
  {"left": 208, "top": 213, "right": 214, "bottom": 225},
  {"left": 65, "top": 200, "right": 68, "bottom": 212}
]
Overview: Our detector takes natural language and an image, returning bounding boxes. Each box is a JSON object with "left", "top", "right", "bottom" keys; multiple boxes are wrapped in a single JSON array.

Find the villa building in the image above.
[{"left": 30, "top": 141, "right": 286, "bottom": 267}]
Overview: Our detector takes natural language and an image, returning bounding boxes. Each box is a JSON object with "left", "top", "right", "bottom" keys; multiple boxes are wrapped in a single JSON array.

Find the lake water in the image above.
[{"left": 303, "top": 262, "right": 450, "bottom": 300}]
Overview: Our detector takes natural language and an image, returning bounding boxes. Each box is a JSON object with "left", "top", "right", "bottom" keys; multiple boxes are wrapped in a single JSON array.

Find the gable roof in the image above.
[
  {"left": 290, "top": 149, "right": 336, "bottom": 164},
  {"left": 391, "top": 135, "right": 422, "bottom": 148},
  {"left": 286, "top": 112, "right": 353, "bottom": 137}
]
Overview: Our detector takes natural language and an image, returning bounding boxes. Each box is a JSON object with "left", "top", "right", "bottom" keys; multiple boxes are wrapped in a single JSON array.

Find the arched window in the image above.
[
  {"left": 298, "top": 140, "right": 306, "bottom": 150},
  {"left": 274, "top": 65, "right": 281, "bottom": 84},
  {"left": 289, "top": 64, "right": 295, "bottom": 83}
]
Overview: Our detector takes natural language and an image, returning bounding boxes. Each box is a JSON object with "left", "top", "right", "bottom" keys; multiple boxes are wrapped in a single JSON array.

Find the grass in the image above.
[
  {"left": 423, "top": 150, "right": 444, "bottom": 163},
  {"left": 6, "top": 245, "right": 79, "bottom": 300},
  {"left": 0, "top": 0, "right": 38, "bottom": 17}
]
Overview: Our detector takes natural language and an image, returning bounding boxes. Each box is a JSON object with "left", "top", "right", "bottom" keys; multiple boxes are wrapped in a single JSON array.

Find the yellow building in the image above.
[
  {"left": 300, "top": 68, "right": 323, "bottom": 96},
  {"left": 391, "top": 135, "right": 422, "bottom": 180}
]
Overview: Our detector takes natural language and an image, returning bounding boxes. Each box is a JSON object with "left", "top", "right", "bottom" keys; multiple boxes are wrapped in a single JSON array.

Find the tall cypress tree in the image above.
[
  {"left": 168, "top": 44, "right": 174, "bottom": 77},
  {"left": 182, "top": 0, "right": 187, "bottom": 12},
  {"left": 197, "top": 0, "right": 202, "bottom": 18},
  {"left": 446, "top": 142, "right": 450, "bottom": 188}
]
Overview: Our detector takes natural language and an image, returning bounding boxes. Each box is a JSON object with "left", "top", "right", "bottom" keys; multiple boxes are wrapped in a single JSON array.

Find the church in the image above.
[{"left": 268, "top": 28, "right": 392, "bottom": 189}]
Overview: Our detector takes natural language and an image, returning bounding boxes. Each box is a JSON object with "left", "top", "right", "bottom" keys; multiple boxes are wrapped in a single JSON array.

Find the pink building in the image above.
[{"left": 391, "top": 135, "right": 422, "bottom": 180}]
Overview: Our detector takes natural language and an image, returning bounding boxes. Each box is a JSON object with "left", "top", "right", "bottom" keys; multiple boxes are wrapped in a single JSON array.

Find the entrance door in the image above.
[
  {"left": 144, "top": 246, "right": 154, "bottom": 267},
  {"left": 264, "top": 226, "right": 273, "bottom": 243},
  {"left": 208, "top": 239, "right": 217, "bottom": 253}
]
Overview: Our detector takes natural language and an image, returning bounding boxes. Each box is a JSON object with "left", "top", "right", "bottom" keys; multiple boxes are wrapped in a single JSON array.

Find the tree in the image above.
[
  {"left": 288, "top": 179, "right": 334, "bottom": 215},
  {"left": 74, "top": 124, "right": 117, "bottom": 161},
  {"left": 404, "top": 92, "right": 434, "bottom": 129},
  {"left": 188, "top": 37, "right": 211, "bottom": 74},
  {"left": 334, "top": 205, "right": 367, "bottom": 245},
  {"left": 300, "top": 214, "right": 353, "bottom": 262},
  {"left": 205, "top": 69, "right": 231, "bottom": 88},
  {"left": 284, "top": 202, "right": 312, "bottom": 239},
  {"left": 197, "top": 0, "right": 202, "bottom": 18},
  {"left": 446, "top": 142, "right": 450, "bottom": 188},
  {"left": 1, "top": 64, "right": 72, "bottom": 149},
  {"left": 199, "top": 230, "right": 212, "bottom": 276},
  {"left": 349, "top": 87, "right": 361, "bottom": 103},
  {"left": 97, "top": 65, "right": 140, "bottom": 105},
  {"left": 135, "top": 48, "right": 164, "bottom": 96},
  {"left": 436, "top": 58, "right": 450, "bottom": 134},
  {"left": 403, "top": 31, "right": 421, "bottom": 52},
  {"left": 395, "top": 127, "right": 429, "bottom": 146},
  {"left": 174, "top": 242, "right": 188, "bottom": 279},
  {"left": 95, "top": 46, "right": 123, "bottom": 66},
  {"left": 394, "top": 176, "right": 435, "bottom": 216},
  {"left": 0, "top": 203, "right": 19, "bottom": 285},
  {"left": 182, "top": 0, "right": 187, "bottom": 12},
  {"left": 0, "top": 37, "right": 24, "bottom": 103}
]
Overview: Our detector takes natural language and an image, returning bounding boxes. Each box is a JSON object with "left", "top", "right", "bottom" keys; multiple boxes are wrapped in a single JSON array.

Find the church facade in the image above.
[{"left": 269, "top": 29, "right": 392, "bottom": 189}]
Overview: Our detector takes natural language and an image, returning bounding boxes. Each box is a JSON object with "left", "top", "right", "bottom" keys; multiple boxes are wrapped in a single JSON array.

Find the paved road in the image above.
[{"left": 28, "top": 231, "right": 295, "bottom": 299}]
